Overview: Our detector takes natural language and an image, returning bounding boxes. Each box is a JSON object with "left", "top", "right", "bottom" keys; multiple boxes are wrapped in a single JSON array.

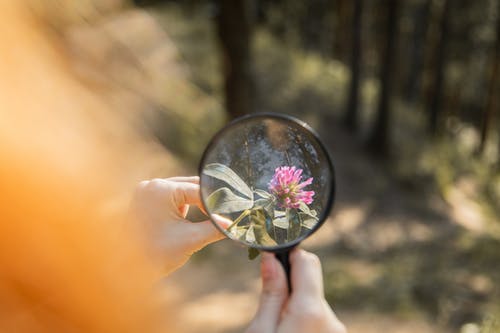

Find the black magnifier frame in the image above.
[{"left": 198, "top": 112, "right": 336, "bottom": 253}]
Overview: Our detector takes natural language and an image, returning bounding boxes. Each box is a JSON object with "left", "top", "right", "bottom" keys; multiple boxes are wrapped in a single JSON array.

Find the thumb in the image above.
[
  {"left": 246, "top": 252, "right": 288, "bottom": 333},
  {"left": 172, "top": 215, "right": 232, "bottom": 256},
  {"left": 178, "top": 219, "right": 228, "bottom": 253},
  {"left": 289, "top": 249, "right": 324, "bottom": 299}
]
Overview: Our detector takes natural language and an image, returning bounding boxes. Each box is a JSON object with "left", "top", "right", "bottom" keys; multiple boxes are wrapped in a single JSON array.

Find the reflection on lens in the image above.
[{"left": 199, "top": 114, "right": 334, "bottom": 250}]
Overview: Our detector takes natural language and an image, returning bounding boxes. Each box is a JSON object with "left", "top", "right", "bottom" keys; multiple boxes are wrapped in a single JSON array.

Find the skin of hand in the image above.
[
  {"left": 245, "top": 249, "right": 347, "bottom": 333},
  {"left": 131, "top": 176, "right": 231, "bottom": 275}
]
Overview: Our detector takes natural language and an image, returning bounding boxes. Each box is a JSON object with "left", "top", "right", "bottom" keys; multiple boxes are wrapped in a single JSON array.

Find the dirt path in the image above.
[{"left": 165, "top": 239, "right": 447, "bottom": 333}]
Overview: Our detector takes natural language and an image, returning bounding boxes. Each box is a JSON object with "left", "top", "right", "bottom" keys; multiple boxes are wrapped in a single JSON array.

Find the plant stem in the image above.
[
  {"left": 285, "top": 208, "right": 290, "bottom": 243},
  {"left": 227, "top": 209, "right": 251, "bottom": 231},
  {"left": 297, "top": 210, "right": 303, "bottom": 238}
]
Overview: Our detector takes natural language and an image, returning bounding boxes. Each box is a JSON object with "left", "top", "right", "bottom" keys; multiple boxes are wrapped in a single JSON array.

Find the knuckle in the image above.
[
  {"left": 149, "top": 178, "right": 165, "bottom": 187},
  {"left": 137, "top": 180, "right": 150, "bottom": 188},
  {"left": 134, "top": 179, "right": 175, "bottom": 203},
  {"left": 262, "top": 286, "right": 286, "bottom": 300},
  {"left": 147, "top": 178, "right": 177, "bottom": 197},
  {"left": 137, "top": 179, "right": 164, "bottom": 192},
  {"left": 134, "top": 180, "right": 151, "bottom": 201}
]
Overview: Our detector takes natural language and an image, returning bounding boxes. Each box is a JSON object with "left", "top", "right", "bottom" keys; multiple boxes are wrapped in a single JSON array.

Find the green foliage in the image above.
[
  {"left": 144, "top": 4, "right": 225, "bottom": 166},
  {"left": 253, "top": 31, "right": 348, "bottom": 122},
  {"left": 203, "top": 163, "right": 253, "bottom": 199},
  {"left": 481, "top": 314, "right": 500, "bottom": 333},
  {"left": 206, "top": 187, "right": 253, "bottom": 214},
  {"left": 248, "top": 247, "right": 260, "bottom": 260},
  {"left": 203, "top": 163, "right": 318, "bottom": 247}
]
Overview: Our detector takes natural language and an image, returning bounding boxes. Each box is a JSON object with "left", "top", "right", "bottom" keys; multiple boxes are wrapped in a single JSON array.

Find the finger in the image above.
[
  {"left": 167, "top": 176, "right": 200, "bottom": 184},
  {"left": 178, "top": 220, "right": 227, "bottom": 252},
  {"left": 168, "top": 177, "right": 210, "bottom": 215},
  {"left": 172, "top": 182, "right": 202, "bottom": 207},
  {"left": 247, "top": 252, "right": 288, "bottom": 333},
  {"left": 135, "top": 179, "right": 200, "bottom": 205},
  {"left": 171, "top": 181, "right": 211, "bottom": 215},
  {"left": 138, "top": 179, "right": 207, "bottom": 219},
  {"left": 146, "top": 178, "right": 206, "bottom": 214},
  {"left": 289, "top": 249, "right": 324, "bottom": 299}
]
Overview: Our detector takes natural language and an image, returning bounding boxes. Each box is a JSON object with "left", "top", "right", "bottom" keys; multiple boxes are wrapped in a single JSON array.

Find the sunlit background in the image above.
[{"left": 1, "top": 0, "right": 500, "bottom": 332}]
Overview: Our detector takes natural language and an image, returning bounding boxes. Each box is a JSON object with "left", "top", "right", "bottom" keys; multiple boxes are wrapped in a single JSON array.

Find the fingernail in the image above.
[{"left": 212, "top": 214, "right": 232, "bottom": 229}]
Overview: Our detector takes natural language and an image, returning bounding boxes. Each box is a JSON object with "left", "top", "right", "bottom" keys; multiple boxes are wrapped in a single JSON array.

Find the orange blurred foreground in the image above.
[{"left": 0, "top": 1, "right": 174, "bottom": 332}]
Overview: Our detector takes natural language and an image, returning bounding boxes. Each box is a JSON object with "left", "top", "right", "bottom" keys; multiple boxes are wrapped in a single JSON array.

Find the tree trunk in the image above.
[
  {"left": 405, "top": 0, "right": 431, "bottom": 103},
  {"left": 216, "top": 0, "right": 254, "bottom": 119},
  {"left": 496, "top": 121, "right": 500, "bottom": 168},
  {"left": 344, "top": 0, "right": 363, "bottom": 131},
  {"left": 428, "top": 0, "right": 451, "bottom": 135},
  {"left": 367, "top": 0, "right": 398, "bottom": 156},
  {"left": 333, "top": 0, "right": 351, "bottom": 62},
  {"left": 479, "top": 3, "right": 500, "bottom": 155}
]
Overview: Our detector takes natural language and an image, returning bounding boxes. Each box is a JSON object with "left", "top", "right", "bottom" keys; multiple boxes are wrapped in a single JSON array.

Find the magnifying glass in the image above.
[{"left": 199, "top": 113, "right": 335, "bottom": 288}]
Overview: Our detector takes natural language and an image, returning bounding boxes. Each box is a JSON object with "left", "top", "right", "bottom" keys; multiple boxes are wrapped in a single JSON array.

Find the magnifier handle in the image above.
[{"left": 275, "top": 250, "right": 292, "bottom": 293}]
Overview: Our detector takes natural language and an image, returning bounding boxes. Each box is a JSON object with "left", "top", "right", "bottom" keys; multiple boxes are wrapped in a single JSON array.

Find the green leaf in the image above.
[
  {"left": 245, "top": 225, "right": 256, "bottom": 243},
  {"left": 298, "top": 202, "right": 318, "bottom": 218},
  {"left": 203, "top": 163, "right": 253, "bottom": 199},
  {"left": 254, "top": 198, "right": 271, "bottom": 208},
  {"left": 230, "top": 226, "right": 247, "bottom": 239},
  {"left": 248, "top": 247, "right": 260, "bottom": 260},
  {"left": 272, "top": 216, "right": 289, "bottom": 229},
  {"left": 287, "top": 209, "right": 302, "bottom": 241},
  {"left": 272, "top": 210, "right": 287, "bottom": 229},
  {"left": 253, "top": 225, "right": 278, "bottom": 246},
  {"left": 254, "top": 198, "right": 275, "bottom": 219},
  {"left": 251, "top": 209, "right": 278, "bottom": 246},
  {"left": 254, "top": 198, "right": 273, "bottom": 214},
  {"left": 206, "top": 187, "right": 253, "bottom": 214},
  {"left": 300, "top": 214, "right": 318, "bottom": 229},
  {"left": 274, "top": 210, "right": 286, "bottom": 217},
  {"left": 254, "top": 189, "right": 272, "bottom": 199}
]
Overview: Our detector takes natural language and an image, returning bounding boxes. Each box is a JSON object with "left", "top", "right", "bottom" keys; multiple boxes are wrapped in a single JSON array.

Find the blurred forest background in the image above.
[{"left": 34, "top": 0, "right": 500, "bottom": 332}]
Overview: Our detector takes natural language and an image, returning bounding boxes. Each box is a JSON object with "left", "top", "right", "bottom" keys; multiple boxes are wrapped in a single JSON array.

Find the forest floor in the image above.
[
  {"left": 164, "top": 118, "right": 500, "bottom": 333},
  {"left": 164, "top": 121, "right": 455, "bottom": 333},
  {"left": 134, "top": 4, "right": 500, "bottom": 333}
]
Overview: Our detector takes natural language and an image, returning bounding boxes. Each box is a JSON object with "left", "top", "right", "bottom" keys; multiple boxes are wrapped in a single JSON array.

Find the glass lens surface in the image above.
[{"left": 199, "top": 115, "right": 334, "bottom": 250}]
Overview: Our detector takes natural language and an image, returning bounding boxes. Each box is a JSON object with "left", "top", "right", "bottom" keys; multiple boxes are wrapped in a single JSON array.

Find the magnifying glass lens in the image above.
[{"left": 199, "top": 114, "right": 335, "bottom": 252}]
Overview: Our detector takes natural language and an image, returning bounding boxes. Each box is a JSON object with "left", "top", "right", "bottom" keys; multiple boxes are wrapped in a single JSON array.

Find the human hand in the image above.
[
  {"left": 132, "top": 177, "right": 230, "bottom": 275},
  {"left": 245, "top": 249, "right": 346, "bottom": 333}
]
